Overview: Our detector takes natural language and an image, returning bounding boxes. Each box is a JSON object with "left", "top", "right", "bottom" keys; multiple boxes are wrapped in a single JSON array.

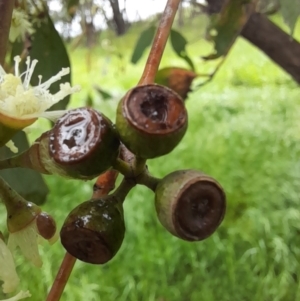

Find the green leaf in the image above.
[
  {"left": 257, "top": 0, "right": 280, "bottom": 14},
  {"left": 170, "top": 29, "right": 187, "bottom": 55},
  {"left": 12, "top": 11, "right": 72, "bottom": 111},
  {"left": 93, "top": 85, "right": 112, "bottom": 100},
  {"left": 203, "top": 0, "right": 252, "bottom": 60},
  {"left": 279, "top": 0, "right": 300, "bottom": 35},
  {"left": 85, "top": 93, "right": 94, "bottom": 107},
  {"left": 67, "top": 0, "right": 80, "bottom": 8},
  {"left": 170, "top": 29, "right": 195, "bottom": 71},
  {"left": 31, "top": 13, "right": 72, "bottom": 111},
  {"left": 131, "top": 26, "right": 156, "bottom": 64},
  {"left": 0, "top": 132, "right": 49, "bottom": 205}
]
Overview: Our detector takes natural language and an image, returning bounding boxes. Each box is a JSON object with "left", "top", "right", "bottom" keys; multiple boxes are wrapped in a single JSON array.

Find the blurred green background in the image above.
[{"left": 2, "top": 13, "right": 300, "bottom": 301}]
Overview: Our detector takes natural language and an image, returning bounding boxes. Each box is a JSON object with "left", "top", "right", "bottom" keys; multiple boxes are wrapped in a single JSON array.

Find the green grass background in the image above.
[{"left": 2, "top": 13, "right": 300, "bottom": 301}]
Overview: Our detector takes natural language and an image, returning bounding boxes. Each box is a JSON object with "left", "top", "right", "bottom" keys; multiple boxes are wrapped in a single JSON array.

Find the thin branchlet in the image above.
[
  {"left": 0, "top": 0, "right": 15, "bottom": 65},
  {"left": 138, "top": 0, "right": 181, "bottom": 85}
]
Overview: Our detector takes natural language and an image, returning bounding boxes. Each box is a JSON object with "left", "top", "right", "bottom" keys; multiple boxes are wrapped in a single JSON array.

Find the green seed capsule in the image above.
[
  {"left": 155, "top": 169, "right": 226, "bottom": 241},
  {"left": 116, "top": 84, "right": 188, "bottom": 159},
  {"left": 60, "top": 196, "right": 125, "bottom": 264}
]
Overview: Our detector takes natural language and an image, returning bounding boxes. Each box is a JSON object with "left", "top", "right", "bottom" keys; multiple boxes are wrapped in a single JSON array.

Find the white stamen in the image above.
[
  {"left": 52, "top": 83, "right": 81, "bottom": 102},
  {"left": 5, "top": 141, "right": 18, "bottom": 153},
  {"left": 23, "top": 58, "right": 38, "bottom": 89},
  {"left": 29, "top": 110, "right": 67, "bottom": 121},
  {"left": 13, "top": 56, "right": 21, "bottom": 77},
  {"left": 0, "top": 65, "right": 6, "bottom": 77},
  {"left": 38, "top": 68, "right": 70, "bottom": 90}
]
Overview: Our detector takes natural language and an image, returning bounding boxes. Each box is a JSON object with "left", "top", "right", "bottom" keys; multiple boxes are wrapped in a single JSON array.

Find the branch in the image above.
[
  {"left": 92, "top": 169, "right": 119, "bottom": 199},
  {"left": 205, "top": 0, "right": 300, "bottom": 84},
  {"left": 0, "top": 0, "right": 15, "bottom": 65},
  {"left": 241, "top": 13, "right": 300, "bottom": 84}
]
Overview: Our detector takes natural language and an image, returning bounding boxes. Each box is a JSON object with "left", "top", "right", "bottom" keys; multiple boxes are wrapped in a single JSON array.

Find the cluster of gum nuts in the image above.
[{"left": 5, "top": 84, "right": 226, "bottom": 264}]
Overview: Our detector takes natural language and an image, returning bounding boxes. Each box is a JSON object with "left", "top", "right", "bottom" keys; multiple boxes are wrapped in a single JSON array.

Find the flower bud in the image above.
[
  {"left": 116, "top": 84, "right": 188, "bottom": 159},
  {"left": 60, "top": 196, "right": 125, "bottom": 264},
  {"left": 155, "top": 67, "right": 197, "bottom": 100},
  {"left": 5, "top": 197, "right": 41, "bottom": 234},
  {"left": 155, "top": 170, "right": 226, "bottom": 241},
  {"left": 36, "top": 212, "right": 57, "bottom": 241}
]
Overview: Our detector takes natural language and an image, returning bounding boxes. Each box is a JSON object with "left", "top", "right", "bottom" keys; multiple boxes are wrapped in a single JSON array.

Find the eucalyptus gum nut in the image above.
[
  {"left": 14, "top": 108, "right": 120, "bottom": 179},
  {"left": 60, "top": 196, "right": 125, "bottom": 264},
  {"left": 155, "top": 170, "right": 226, "bottom": 241},
  {"left": 116, "top": 84, "right": 188, "bottom": 159},
  {"left": 48, "top": 108, "right": 120, "bottom": 179}
]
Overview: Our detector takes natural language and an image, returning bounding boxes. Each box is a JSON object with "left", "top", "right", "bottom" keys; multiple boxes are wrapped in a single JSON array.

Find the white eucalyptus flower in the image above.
[
  {"left": 0, "top": 238, "right": 31, "bottom": 300},
  {"left": 8, "top": 212, "right": 58, "bottom": 268},
  {"left": 0, "top": 239, "right": 19, "bottom": 294},
  {"left": 0, "top": 56, "right": 80, "bottom": 120},
  {"left": 9, "top": 9, "right": 35, "bottom": 43},
  {"left": 0, "top": 55, "right": 80, "bottom": 151}
]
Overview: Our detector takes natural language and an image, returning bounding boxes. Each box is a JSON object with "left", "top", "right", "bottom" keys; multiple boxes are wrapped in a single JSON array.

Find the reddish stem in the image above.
[
  {"left": 92, "top": 169, "right": 119, "bottom": 198},
  {"left": 45, "top": 253, "right": 76, "bottom": 301},
  {"left": 138, "top": 0, "right": 181, "bottom": 85},
  {"left": 0, "top": 0, "right": 15, "bottom": 65}
]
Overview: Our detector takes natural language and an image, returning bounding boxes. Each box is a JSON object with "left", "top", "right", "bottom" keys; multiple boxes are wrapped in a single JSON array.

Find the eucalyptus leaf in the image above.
[
  {"left": 31, "top": 13, "right": 72, "bottom": 111},
  {"left": 279, "top": 0, "right": 300, "bottom": 35},
  {"left": 11, "top": 11, "right": 72, "bottom": 112},
  {"left": 170, "top": 29, "right": 195, "bottom": 71},
  {"left": 93, "top": 85, "right": 112, "bottom": 100},
  {"left": 85, "top": 93, "right": 94, "bottom": 107},
  {"left": 0, "top": 132, "right": 49, "bottom": 205},
  {"left": 131, "top": 26, "right": 156, "bottom": 64},
  {"left": 203, "top": 0, "right": 252, "bottom": 60}
]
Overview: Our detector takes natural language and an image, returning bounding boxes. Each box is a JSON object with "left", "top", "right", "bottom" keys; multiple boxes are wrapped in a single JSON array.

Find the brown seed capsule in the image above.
[
  {"left": 60, "top": 196, "right": 125, "bottom": 264},
  {"left": 155, "top": 170, "right": 226, "bottom": 241},
  {"left": 116, "top": 84, "right": 188, "bottom": 159},
  {"left": 2, "top": 107, "right": 120, "bottom": 180},
  {"left": 48, "top": 107, "right": 120, "bottom": 178}
]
